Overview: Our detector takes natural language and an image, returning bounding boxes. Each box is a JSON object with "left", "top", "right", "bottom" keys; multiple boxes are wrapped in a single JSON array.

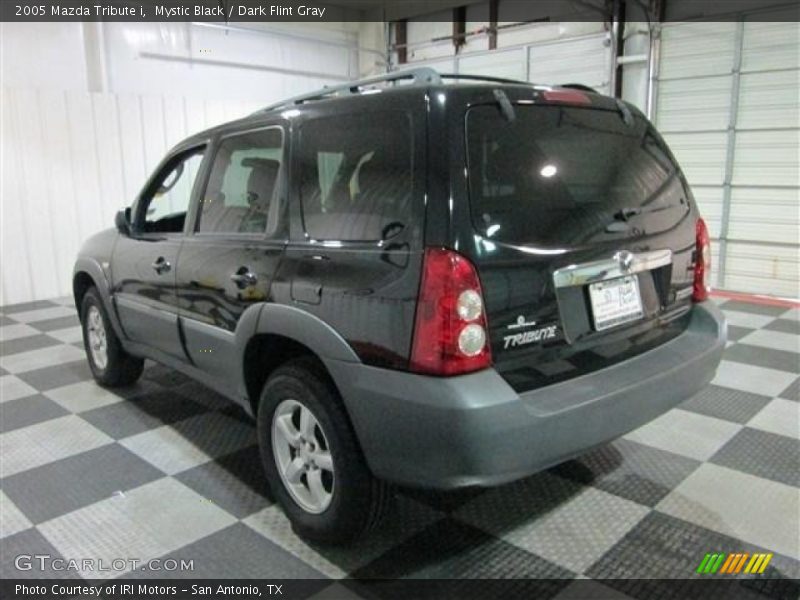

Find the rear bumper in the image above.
[{"left": 325, "top": 301, "right": 726, "bottom": 490}]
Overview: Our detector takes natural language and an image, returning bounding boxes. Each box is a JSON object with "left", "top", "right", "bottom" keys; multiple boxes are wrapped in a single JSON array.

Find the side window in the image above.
[
  {"left": 139, "top": 148, "right": 204, "bottom": 234},
  {"left": 197, "top": 128, "right": 283, "bottom": 235},
  {"left": 299, "top": 112, "right": 412, "bottom": 242}
]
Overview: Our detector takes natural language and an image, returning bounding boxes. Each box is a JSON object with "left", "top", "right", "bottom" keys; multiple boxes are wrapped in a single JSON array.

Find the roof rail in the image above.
[
  {"left": 439, "top": 73, "right": 531, "bottom": 86},
  {"left": 258, "top": 67, "right": 442, "bottom": 113}
]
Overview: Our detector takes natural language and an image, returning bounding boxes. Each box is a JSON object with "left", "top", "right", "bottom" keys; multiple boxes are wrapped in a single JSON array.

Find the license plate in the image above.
[{"left": 589, "top": 275, "right": 643, "bottom": 331}]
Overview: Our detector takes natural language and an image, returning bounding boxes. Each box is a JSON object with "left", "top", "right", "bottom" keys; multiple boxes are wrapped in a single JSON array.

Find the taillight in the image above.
[
  {"left": 410, "top": 248, "right": 492, "bottom": 376},
  {"left": 693, "top": 218, "right": 711, "bottom": 302}
]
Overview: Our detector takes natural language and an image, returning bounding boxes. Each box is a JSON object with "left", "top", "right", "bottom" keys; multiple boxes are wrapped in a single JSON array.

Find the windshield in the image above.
[{"left": 466, "top": 104, "right": 689, "bottom": 246}]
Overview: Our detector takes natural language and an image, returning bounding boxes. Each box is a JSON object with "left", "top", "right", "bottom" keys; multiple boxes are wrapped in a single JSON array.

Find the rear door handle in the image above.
[
  {"left": 152, "top": 257, "right": 171, "bottom": 274},
  {"left": 230, "top": 266, "right": 258, "bottom": 288}
]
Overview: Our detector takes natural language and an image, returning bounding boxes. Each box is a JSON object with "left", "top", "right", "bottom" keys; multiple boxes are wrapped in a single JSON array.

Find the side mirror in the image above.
[{"left": 115, "top": 208, "right": 132, "bottom": 236}]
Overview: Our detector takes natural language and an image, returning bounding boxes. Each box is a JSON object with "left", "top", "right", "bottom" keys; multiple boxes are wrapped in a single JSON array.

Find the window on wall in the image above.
[
  {"left": 197, "top": 128, "right": 284, "bottom": 235},
  {"left": 140, "top": 147, "right": 205, "bottom": 234},
  {"left": 298, "top": 112, "right": 413, "bottom": 242}
]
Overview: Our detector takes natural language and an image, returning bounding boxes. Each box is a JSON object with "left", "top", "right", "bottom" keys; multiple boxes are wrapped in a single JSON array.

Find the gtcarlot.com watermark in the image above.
[{"left": 15, "top": 554, "right": 194, "bottom": 574}]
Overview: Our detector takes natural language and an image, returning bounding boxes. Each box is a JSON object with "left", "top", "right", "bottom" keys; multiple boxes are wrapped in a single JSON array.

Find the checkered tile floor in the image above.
[{"left": 1, "top": 297, "right": 798, "bottom": 596}]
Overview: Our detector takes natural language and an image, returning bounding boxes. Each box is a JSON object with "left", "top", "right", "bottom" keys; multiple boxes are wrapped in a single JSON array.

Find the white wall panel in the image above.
[
  {"left": 656, "top": 19, "right": 799, "bottom": 298},
  {"left": 527, "top": 34, "right": 612, "bottom": 94},
  {"left": 0, "top": 87, "right": 286, "bottom": 306},
  {"left": 725, "top": 243, "right": 799, "bottom": 298},
  {"left": 659, "top": 22, "right": 736, "bottom": 80},
  {"left": 729, "top": 187, "right": 800, "bottom": 246},
  {"left": 655, "top": 76, "right": 732, "bottom": 133},
  {"left": 741, "top": 21, "right": 800, "bottom": 72},
  {"left": 732, "top": 130, "right": 799, "bottom": 188},
  {"left": 459, "top": 48, "right": 526, "bottom": 80},
  {"left": 738, "top": 70, "right": 799, "bottom": 130}
]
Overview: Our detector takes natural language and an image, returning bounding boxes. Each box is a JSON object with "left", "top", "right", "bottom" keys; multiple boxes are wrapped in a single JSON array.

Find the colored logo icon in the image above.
[{"left": 696, "top": 552, "right": 773, "bottom": 575}]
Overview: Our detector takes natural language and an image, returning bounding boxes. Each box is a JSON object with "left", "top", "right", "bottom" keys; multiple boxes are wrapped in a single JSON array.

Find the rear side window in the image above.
[
  {"left": 466, "top": 105, "right": 688, "bottom": 245},
  {"left": 197, "top": 128, "right": 283, "bottom": 235},
  {"left": 298, "top": 112, "right": 412, "bottom": 242}
]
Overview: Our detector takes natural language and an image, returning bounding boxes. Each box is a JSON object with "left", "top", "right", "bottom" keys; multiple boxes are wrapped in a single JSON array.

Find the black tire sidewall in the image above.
[{"left": 257, "top": 361, "right": 377, "bottom": 543}]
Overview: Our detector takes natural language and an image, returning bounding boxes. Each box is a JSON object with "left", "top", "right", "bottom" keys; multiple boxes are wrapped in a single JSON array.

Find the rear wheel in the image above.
[
  {"left": 257, "top": 358, "right": 391, "bottom": 543},
  {"left": 80, "top": 287, "right": 144, "bottom": 387}
]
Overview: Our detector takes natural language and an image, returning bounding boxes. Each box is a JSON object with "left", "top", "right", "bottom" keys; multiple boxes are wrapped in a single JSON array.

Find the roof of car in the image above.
[{"left": 177, "top": 67, "right": 615, "bottom": 149}]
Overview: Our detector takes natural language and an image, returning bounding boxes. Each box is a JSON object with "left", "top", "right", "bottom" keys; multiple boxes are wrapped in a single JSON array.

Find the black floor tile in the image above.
[
  {"left": 680, "top": 385, "right": 772, "bottom": 424},
  {"left": 1, "top": 300, "right": 59, "bottom": 315},
  {"left": 175, "top": 445, "right": 273, "bottom": 519},
  {"left": 0, "top": 334, "right": 62, "bottom": 357},
  {"left": 551, "top": 439, "right": 701, "bottom": 507},
  {"left": 586, "top": 512, "right": 800, "bottom": 598},
  {"left": 779, "top": 377, "right": 799, "bottom": 402},
  {"left": 32, "top": 315, "right": 80, "bottom": 332},
  {"left": 0, "top": 394, "right": 69, "bottom": 433},
  {"left": 80, "top": 390, "right": 210, "bottom": 439},
  {"left": 765, "top": 318, "right": 800, "bottom": 336},
  {"left": 2, "top": 443, "right": 164, "bottom": 523},
  {"left": 723, "top": 344, "right": 800, "bottom": 374},
  {"left": 0, "top": 315, "right": 17, "bottom": 326},
  {"left": 710, "top": 427, "right": 800, "bottom": 488},
  {"left": 16, "top": 360, "right": 92, "bottom": 392}
]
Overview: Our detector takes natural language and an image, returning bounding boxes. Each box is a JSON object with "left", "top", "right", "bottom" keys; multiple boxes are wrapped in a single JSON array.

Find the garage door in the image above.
[
  {"left": 654, "top": 16, "right": 799, "bottom": 298},
  {"left": 401, "top": 32, "right": 612, "bottom": 94}
]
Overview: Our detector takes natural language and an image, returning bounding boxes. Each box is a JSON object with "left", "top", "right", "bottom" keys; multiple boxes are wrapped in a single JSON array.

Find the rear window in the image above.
[
  {"left": 298, "top": 111, "right": 412, "bottom": 242},
  {"left": 466, "top": 104, "right": 688, "bottom": 245}
]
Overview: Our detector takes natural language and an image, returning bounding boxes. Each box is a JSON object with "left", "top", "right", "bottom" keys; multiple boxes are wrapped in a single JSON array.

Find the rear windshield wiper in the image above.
[{"left": 613, "top": 203, "right": 677, "bottom": 222}]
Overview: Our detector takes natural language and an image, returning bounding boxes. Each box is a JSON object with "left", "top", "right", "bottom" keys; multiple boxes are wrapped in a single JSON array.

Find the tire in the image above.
[
  {"left": 80, "top": 287, "right": 144, "bottom": 387},
  {"left": 257, "top": 357, "right": 391, "bottom": 544}
]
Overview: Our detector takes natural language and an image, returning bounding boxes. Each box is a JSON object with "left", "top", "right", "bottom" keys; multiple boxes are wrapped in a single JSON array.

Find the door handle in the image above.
[
  {"left": 152, "top": 257, "right": 171, "bottom": 274},
  {"left": 230, "top": 266, "right": 258, "bottom": 288}
]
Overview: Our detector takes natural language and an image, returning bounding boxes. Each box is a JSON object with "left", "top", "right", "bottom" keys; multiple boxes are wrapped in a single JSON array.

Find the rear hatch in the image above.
[{"left": 463, "top": 92, "right": 698, "bottom": 393}]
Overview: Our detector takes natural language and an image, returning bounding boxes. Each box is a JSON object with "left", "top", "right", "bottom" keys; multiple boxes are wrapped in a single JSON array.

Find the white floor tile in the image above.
[
  {"left": 738, "top": 329, "right": 800, "bottom": 354},
  {"left": 0, "top": 415, "right": 112, "bottom": 478},
  {"left": 0, "top": 344, "right": 85, "bottom": 374},
  {"left": 721, "top": 310, "right": 776, "bottom": 330},
  {"left": 712, "top": 360, "right": 798, "bottom": 397},
  {"left": 657, "top": 463, "right": 800, "bottom": 560},
  {"left": 38, "top": 477, "right": 236, "bottom": 578},
  {"left": 0, "top": 375, "right": 38, "bottom": 403},
  {"left": 44, "top": 381, "right": 124, "bottom": 413},
  {"left": 119, "top": 426, "right": 215, "bottom": 475},
  {"left": 0, "top": 490, "right": 32, "bottom": 538},
  {"left": 748, "top": 398, "right": 800, "bottom": 440},
  {"left": 624, "top": 408, "right": 741, "bottom": 461},
  {"left": 0, "top": 323, "right": 40, "bottom": 342}
]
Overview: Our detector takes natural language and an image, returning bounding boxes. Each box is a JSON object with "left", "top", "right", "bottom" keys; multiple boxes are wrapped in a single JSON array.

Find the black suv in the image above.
[{"left": 73, "top": 68, "right": 726, "bottom": 543}]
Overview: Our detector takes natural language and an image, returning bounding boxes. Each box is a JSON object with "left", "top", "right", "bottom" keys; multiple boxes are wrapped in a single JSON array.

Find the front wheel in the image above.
[
  {"left": 80, "top": 287, "right": 144, "bottom": 387},
  {"left": 257, "top": 358, "right": 391, "bottom": 544}
]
